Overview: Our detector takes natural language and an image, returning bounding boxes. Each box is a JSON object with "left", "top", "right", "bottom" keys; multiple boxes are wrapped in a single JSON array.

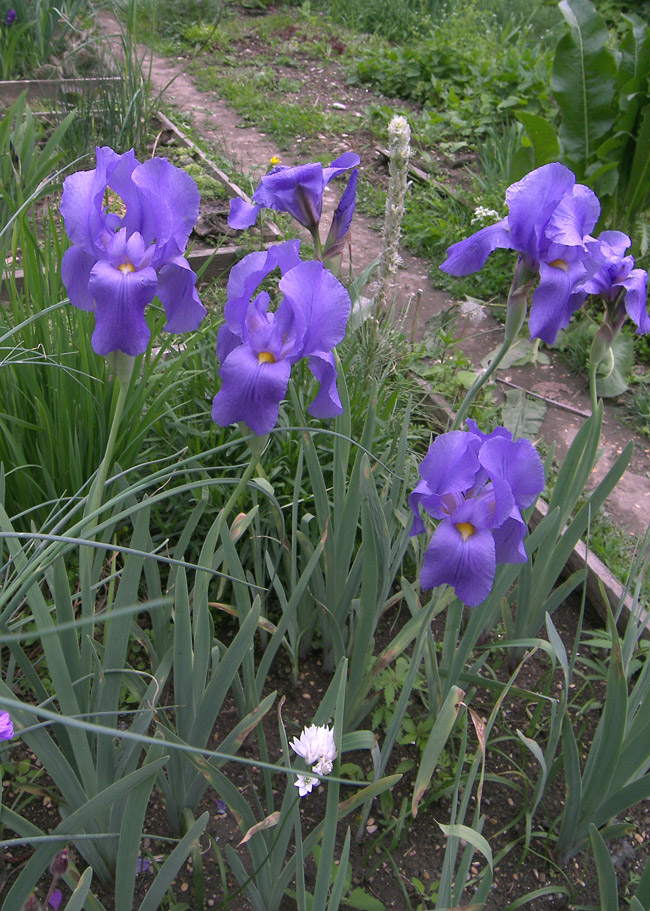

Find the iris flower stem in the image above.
[
  {"left": 452, "top": 261, "right": 533, "bottom": 430},
  {"left": 310, "top": 226, "right": 323, "bottom": 261}
]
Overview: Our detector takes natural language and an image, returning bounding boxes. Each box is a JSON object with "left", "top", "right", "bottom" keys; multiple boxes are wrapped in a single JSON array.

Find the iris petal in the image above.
[
  {"left": 225, "top": 241, "right": 301, "bottom": 331},
  {"left": 59, "top": 146, "right": 122, "bottom": 255},
  {"left": 280, "top": 261, "right": 351, "bottom": 356},
  {"left": 440, "top": 218, "right": 511, "bottom": 276},
  {"left": 88, "top": 261, "right": 158, "bottom": 356},
  {"left": 479, "top": 437, "right": 545, "bottom": 509},
  {"left": 491, "top": 510, "right": 528, "bottom": 564},
  {"left": 228, "top": 197, "right": 262, "bottom": 229},
  {"left": 61, "top": 246, "right": 97, "bottom": 311},
  {"left": 506, "top": 162, "right": 575, "bottom": 264},
  {"left": 156, "top": 256, "right": 207, "bottom": 332},
  {"left": 529, "top": 260, "right": 584, "bottom": 344},
  {"left": 254, "top": 163, "right": 325, "bottom": 228},
  {"left": 420, "top": 518, "right": 496, "bottom": 607},
  {"left": 212, "top": 346, "right": 292, "bottom": 435},
  {"left": 132, "top": 157, "right": 201, "bottom": 266},
  {"left": 306, "top": 351, "right": 342, "bottom": 418}
]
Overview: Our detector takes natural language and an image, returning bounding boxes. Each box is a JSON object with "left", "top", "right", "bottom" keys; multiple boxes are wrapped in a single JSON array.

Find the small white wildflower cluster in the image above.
[
  {"left": 376, "top": 115, "right": 411, "bottom": 310},
  {"left": 290, "top": 724, "right": 337, "bottom": 797},
  {"left": 470, "top": 206, "right": 500, "bottom": 225}
]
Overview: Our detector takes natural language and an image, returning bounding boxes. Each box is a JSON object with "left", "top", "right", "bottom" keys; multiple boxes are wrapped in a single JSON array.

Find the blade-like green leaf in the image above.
[
  {"left": 589, "top": 824, "right": 619, "bottom": 911},
  {"left": 137, "top": 813, "right": 209, "bottom": 911},
  {"left": 412, "top": 686, "right": 465, "bottom": 817}
]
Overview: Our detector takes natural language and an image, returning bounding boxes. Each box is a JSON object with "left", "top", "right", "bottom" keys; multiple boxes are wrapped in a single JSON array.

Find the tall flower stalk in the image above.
[{"left": 376, "top": 115, "right": 411, "bottom": 311}]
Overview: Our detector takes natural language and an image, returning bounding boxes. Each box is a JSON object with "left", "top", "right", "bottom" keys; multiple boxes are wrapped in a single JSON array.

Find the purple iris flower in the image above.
[
  {"left": 440, "top": 163, "right": 605, "bottom": 345},
  {"left": 228, "top": 152, "right": 360, "bottom": 238},
  {"left": 48, "top": 891, "right": 62, "bottom": 911},
  {"left": 136, "top": 856, "right": 153, "bottom": 874},
  {"left": 212, "top": 240, "right": 351, "bottom": 435},
  {"left": 60, "top": 147, "right": 206, "bottom": 357},
  {"left": 0, "top": 711, "right": 13, "bottom": 740},
  {"left": 568, "top": 231, "right": 649, "bottom": 335},
  {"left": 410, "top": 423, "right": 544, "bottom": 607},
  {"left": 5, "top": 9, "right": 16, "bottom": 24}
]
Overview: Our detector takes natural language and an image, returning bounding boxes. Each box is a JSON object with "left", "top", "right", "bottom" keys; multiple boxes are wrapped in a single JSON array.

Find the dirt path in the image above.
[{"left": 96, "top": 13, "right": 650, "bottom": 541}]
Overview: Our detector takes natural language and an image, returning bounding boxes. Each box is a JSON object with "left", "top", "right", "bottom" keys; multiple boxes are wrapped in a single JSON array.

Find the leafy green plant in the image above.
[
  {"left": 544, "top": 535, "right": 650, "bottom": 860},
  {"left": 350, "top": 4, "right": 552, "bottom": 144},
  {"left": 515, "top": 0, "right": 650, "bottom": 237},
  {"left": 0, "top": 0, "right": 90, "bottom": 77},
  {"left": 0, "top": 95, "right": 76, "bottom": 260}
]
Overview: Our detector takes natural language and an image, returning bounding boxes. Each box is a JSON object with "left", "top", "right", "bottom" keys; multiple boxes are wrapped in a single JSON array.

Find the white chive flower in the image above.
[{"left": 290, "top": 724, "right": 337, "bottom": 796}]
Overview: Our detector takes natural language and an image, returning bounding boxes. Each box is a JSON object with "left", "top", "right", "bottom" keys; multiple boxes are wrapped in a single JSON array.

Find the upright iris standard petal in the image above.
[
  {"left": 132, "top": 156, "right": 201, "bottom": 264},
  {"left": 212, "top": 247, "right": 351, "bottom": 435},
  {"left": 323, "top": 169, "right": 358, "bottom": 263},
  {"left": 408, "top": 431, "right": 482, "bottom": 532},
  {"left": 505, "top": 162, "right": 576, "bottom": 264},
  {"left": 279, "top": 260, "right": 351, "bottom": 357},
  {"left": 225, "top": 240, "right": 301, "bottom": 331},
  {"left": 478, "top": 436, "right": 545, "bottom": 509},
  {"left": 410, "top": 423, "right": 544, "bottom": 606},
  {"left": 60, "top": 146, "right": 123, "bottom": 256},
  {"left": 60, "top": 147, "right": 206, "bottom": 357}
]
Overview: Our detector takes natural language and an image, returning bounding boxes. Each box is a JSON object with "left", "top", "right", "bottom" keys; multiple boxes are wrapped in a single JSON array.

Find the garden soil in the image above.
[{"left": 62, "top": 12, "right": 650, "bottom": 911}]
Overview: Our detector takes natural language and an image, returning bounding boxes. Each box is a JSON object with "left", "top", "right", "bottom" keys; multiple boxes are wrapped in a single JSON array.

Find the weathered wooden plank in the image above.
[{"left": 0, "top": 77, "right": 123, "bottom": 106}]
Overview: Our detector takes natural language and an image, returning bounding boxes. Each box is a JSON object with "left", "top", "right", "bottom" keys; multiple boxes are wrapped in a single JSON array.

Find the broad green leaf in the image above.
[
  {"left": 515, "top": 110, "right": 561, "bottom": 168},
  {"left": 502, "top": 388, "right": 547, "bottom": 440},
  {"left": 618, "top": 14, "right": 650, "bottom": 90},
  {"left": 596, "top": 333, "right": 634, "bottom": 398},
  {"left": 624, "top": 103, "right": 650, "bottom": 218},
  {"left": 551, "top": 0, "right": 617, "bottom": 173},
  {"left": 344, "top": 887, "right": 386, "bottom": 911}
]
